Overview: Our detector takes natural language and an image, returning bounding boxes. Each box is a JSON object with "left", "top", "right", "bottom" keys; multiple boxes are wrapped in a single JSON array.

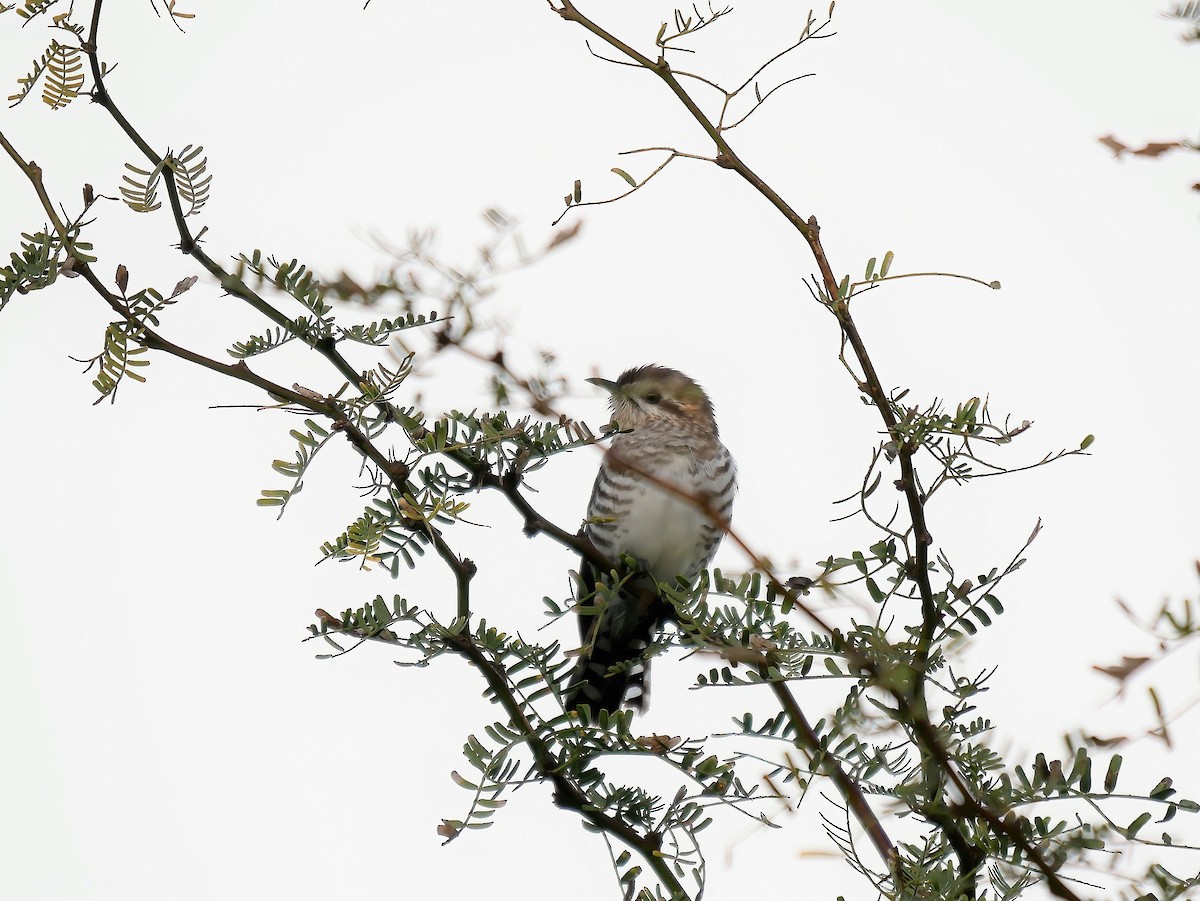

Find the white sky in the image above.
[{"left": 2, "top": 2, "right": 1199, "bottom": 899}]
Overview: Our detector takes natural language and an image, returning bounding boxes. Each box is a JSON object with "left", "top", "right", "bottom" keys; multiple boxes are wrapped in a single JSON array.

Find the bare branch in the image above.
[{"left": 552, "top": 149, "right": 716, "bottom": 226}]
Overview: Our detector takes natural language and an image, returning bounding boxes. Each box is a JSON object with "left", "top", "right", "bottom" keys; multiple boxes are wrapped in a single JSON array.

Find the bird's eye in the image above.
[{"left": 644, "top": 392, "right": 662, "bottom": 405}]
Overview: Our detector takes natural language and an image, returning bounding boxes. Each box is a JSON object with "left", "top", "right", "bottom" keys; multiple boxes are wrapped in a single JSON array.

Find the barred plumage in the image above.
[{"left": 567, "top": 365, "right": 737, "bottom": 714}]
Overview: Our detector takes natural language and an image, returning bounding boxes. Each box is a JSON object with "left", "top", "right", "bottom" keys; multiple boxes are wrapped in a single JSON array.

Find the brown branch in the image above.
[
  {"left": 79, "top": 1, "right": 604, "bottom": 591},
  {"left": 14, "top": 7, "right": 1084, "bottom": 897},
  {"left": 550, "top": 5, "right": 937, "bottom": 655},
  {"left": 310, "top": 608, "right": 692, "bottom": 898},
  {"left": 6, "top": 13, "right": 703, "bottom": 899},
  {"left": 10, "top": 103, "right": 567, "bottom": 627},
  {"left": 539, "top": 418, "right": 899, "bottom": 876},
  {"left": 4, "top": 126, "right": 491, "bottom": 632},
  {"left": 549, "top": 6, "right": 941, "bottom": 673},
  {"left": 759, "top": 660, "right": 899, "bottom": 875},
  {"left": 550, "top": 5, "right": 1086, "bottom": 899},
  {"left": 14, "top": 16, "right": 680, "bottom": 890},
  {"left": 551, "top": 149, "right": 705, "bottom": 227},
  {"left": 446, "top": 630, "right": 693, "bottom": 900},
  {"left": 6, "top": 115, "right": 481, "bottom": 623},
  {"left": 0, "top": 131, "right": 338, "bottom": 417}
]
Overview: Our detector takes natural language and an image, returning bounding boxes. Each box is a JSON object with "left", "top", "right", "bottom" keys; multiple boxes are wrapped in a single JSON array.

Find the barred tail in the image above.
[
  {"left": 566, "top": 616, "right": 654, "bottom": 714},
  {"left": 566, "top": 567, "right": 663, "bottom": 714}
]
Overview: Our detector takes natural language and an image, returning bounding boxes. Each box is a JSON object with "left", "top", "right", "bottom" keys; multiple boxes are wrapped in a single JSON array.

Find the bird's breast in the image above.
[{"left": 587, "top": 450, "right": 732, "bottom": 583}]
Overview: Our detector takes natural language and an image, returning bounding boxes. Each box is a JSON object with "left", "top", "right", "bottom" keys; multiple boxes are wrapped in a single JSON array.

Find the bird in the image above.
[{"left": 566, "top": 364, "right": 737, "bottom": 714}]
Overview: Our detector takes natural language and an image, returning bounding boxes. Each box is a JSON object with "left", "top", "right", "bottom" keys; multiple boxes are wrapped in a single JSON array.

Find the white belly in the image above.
[{"left": 606, "top": 456, "right": 709, "bottom": 581}]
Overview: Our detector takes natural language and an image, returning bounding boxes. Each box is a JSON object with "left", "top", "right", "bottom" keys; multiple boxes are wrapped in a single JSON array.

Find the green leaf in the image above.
[
  {"left": 8, "top": 44, "right": 53, "bottom": 107},
  {"left": 168, "top": 144, "right": 212, "bottom": 217},
  {"left": 0, "top": 229, "right": 60, "bottom": 307},
  {"left": 610, "top": 167, "right": 637, "bottom": 188},
  {"left": 1150, "top": 777, "right": 1175, "bottom": 800},
  {"left": 1103, "top": 754, "right": 1123, "bottom": 793},
  {"left": 865, "top": 577, "right": 884, "bottom": 603},
  {"left": 41, "top": 40, "right": 84, "bottom": 110},
  {"left": 339, "top": 312, "right": 436, "bottom": 346},
  {"left": 120, "top": 164, "right": 164, "bottom": 213},
  {"left": 1068, "top": 746, "right": 1090, "bottom": 788},
  {"left": 1125, "top": 811, "right": 1151, "bottom": 837}
]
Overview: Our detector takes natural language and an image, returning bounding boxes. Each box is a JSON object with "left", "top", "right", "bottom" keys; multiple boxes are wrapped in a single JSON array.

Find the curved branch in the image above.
[
  {"left": 762, "top": 662, "right": 899, "bottom": 874},
  {"left": 723, "top": 74, "right": 814, "bottom": 131},
  {"left": 552, "top": 150, "right": 696, "bottom": 227},
  {"left": 447, "top": 630, "right": 694, "bottom": 900},
  {"left": 549, "top": 5, "right": 1086, "bottom": 899}
]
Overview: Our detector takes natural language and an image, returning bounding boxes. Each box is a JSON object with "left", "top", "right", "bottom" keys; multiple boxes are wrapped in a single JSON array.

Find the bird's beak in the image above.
[{"left": 586, "top": 376, "right": 621, "bottom": 395}]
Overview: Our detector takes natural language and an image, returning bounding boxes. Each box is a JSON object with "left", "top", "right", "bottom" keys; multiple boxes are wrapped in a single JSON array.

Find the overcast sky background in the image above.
[{"left": 2, "top": 1, "right": 1199, "bottom": 899}]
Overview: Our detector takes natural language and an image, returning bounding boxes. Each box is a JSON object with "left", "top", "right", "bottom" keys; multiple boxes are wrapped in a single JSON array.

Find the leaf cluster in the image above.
[
  {"left": 1, "top": 228, "right": 71, "bottom": 308},
  {"left": 8, "top": 35, "right": 85, "bottom": 109}
]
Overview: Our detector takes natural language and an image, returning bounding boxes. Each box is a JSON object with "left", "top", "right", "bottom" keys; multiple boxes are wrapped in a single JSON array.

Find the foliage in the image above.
[
  {"left": 7, "top": 26, "right": 86, "bottom": 109},
  {"left": 0, "top": 228, "right": 64, "bottom": 309},
  {"left": 69, "top": 275, "right": 198, "bottom": 402},
  {"left": 2, "top": 4, "right": 1198, "bottom": 901}
]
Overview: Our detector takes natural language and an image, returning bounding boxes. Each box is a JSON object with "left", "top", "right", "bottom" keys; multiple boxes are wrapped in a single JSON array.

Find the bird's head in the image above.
[{"left": 588, "top": 364, "right": 717, "bottom": 433}]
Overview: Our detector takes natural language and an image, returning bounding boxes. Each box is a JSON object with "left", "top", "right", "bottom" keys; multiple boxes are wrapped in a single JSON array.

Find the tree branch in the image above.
[
  {"left": 549, "top": 5, "right": 1085, "bottom": 899},
  {"left": 760, "top": 660, "right": 899, "bottom": 874},
  {"left": 447, "top": 630, "right": 693, "bottom": 900}
]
